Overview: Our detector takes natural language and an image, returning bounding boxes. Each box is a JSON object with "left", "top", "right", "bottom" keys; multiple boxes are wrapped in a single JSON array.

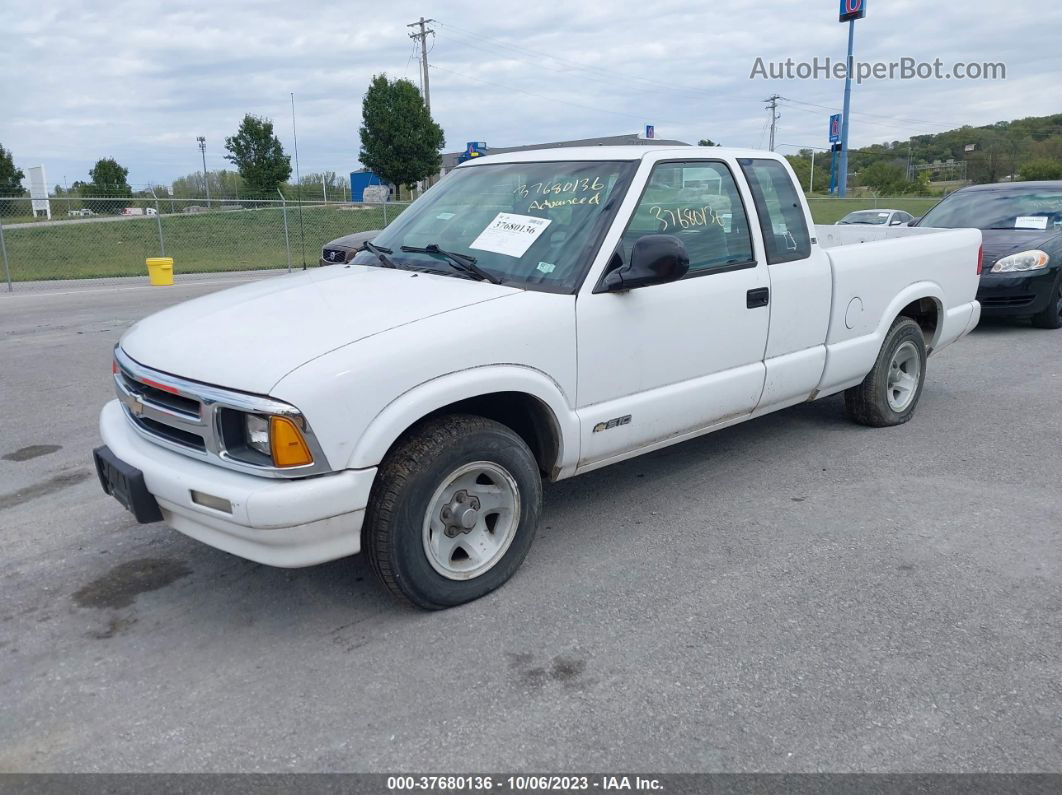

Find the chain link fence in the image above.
[
  {"left": 0, "top": 196, "right": 410, "bottom": 292},
  {"left": 0, "top": 194, "right": 947, "bottom": 293}
]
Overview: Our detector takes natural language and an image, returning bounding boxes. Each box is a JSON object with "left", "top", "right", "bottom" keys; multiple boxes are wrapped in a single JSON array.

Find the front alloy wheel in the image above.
[{"left": 423, "top": 461, "right": 521, "bottom": 581}]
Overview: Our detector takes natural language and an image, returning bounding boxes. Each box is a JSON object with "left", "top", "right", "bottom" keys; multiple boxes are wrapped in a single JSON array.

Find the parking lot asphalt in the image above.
[{"left": 1, "top": 277, "right": 1059, "bottom": 773}]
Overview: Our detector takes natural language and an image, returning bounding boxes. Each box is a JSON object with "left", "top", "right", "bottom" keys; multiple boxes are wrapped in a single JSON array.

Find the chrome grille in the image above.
[{"left": 113, "top": 346, "right": 331, "bottom": 478}]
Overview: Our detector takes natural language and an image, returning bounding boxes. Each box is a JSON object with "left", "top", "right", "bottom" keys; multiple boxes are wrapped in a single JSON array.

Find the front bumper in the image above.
[
  {"left": 99, "top": 400, "right": 375, "bottom": 567},
  {"left": 977, "top": 268, "right": 1058, "bottom": 316}
]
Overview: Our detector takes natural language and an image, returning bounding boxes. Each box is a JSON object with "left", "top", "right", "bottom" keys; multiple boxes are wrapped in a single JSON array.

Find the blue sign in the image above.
[
  {"left": 839, "top": 0, "right": 866, "bottom": 22},
  {"left": 458, "top": 141, "right": 488, "bottom": 164},
  {"left": 829, "top": 114, "right": 842, "bottom": 143},
  {"left": 645, "top": 125, "right": 655, "bottom": 140}
]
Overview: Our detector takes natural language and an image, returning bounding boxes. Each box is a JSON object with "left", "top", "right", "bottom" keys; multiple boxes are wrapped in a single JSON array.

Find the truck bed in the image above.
[{"left": 811, "top": 224, "right": 982, "bottom": 396}]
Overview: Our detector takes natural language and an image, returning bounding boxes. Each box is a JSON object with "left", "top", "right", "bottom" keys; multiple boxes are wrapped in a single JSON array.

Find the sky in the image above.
[{"left": 2, "top": 0, "right": 1060, "bottom": 190}]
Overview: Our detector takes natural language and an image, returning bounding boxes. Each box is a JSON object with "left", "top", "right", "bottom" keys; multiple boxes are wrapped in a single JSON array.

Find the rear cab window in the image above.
[{"left": 739, "top": 159, "right": 812, "bottom": 264}]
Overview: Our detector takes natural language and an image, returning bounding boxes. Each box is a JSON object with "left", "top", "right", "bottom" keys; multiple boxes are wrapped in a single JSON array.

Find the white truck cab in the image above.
[{"left": 95, "top": 146, "right": 982, "bottom": 609}]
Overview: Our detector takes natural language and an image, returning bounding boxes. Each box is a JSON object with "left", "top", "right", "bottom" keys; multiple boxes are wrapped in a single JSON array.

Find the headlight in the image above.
[
  {"left": 991, "top": 250, "right": 1050, "bottom": 273},
  {"left": 235, "top": 412, "right": 314, "bottom": 468},
  {"left": 244, "top": 414, "right": 271, "bottom": 456}
]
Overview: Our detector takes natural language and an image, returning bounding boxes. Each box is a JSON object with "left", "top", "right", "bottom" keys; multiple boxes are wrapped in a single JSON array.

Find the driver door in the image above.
[{"left": 575, "top": 159, "right": 770, "bottom": 469}]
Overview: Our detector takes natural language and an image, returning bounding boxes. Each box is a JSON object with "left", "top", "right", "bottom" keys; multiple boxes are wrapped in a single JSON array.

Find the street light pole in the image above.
[
  {"left": 197, "top": 136, "right": 210, "bottom": 207},
  {"left": 839, "top": 18, "right": 856, "bottom": 197}
]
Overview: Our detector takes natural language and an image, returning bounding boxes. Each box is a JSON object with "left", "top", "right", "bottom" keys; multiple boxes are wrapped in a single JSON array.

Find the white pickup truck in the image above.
[{"left": 95, "top": 146, "right": 982, "bottom": 609}]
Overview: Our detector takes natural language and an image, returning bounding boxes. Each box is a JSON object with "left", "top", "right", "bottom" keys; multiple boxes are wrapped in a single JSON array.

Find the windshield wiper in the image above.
[
  {"left": 363, "top": 240, "right": 398, "bottom": 269},
  {"left": 400, "top": 243, "right": 502, "bottom": 284}
]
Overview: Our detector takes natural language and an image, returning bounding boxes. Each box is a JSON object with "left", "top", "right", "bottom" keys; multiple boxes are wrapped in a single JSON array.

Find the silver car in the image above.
[{"left": 836, "top": 209, "right": 915, "bottom": 227}]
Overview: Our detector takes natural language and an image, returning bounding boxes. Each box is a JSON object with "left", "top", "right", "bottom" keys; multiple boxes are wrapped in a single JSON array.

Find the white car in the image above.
[
  {"left": 837, "top": 209, "right": 915, "bottom": 226},
  {"left": 95, "top": 146, "right": 982, "bottom": 609}
]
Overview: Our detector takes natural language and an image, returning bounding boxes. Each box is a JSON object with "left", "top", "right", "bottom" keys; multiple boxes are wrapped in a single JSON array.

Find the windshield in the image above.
[
  {"left": 840, "top": 210, "right": 892, "bottom": 225},
  {"left": 919, "top": 187, "right": 1062, "bottom": 230},
  {"left": 352, "top": 160, "right": 635, "bottom": 292}
]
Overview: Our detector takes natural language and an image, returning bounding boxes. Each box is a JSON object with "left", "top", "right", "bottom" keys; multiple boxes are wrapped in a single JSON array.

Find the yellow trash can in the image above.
[{"left": 146, "top": 257, "right": 174, "bottom": 286}]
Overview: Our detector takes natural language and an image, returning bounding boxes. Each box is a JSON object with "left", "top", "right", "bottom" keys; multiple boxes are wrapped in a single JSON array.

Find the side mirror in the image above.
[
  {"left": 907, "top": 217, "right": 922, "bottom": 227},
  {"left": 602, "top": 235, "right": 690, "bottom": 292}
]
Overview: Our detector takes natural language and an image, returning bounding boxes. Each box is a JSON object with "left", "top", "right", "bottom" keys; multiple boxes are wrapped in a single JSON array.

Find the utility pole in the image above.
[
  {"left": 765, "top": 95, "right": 781, "bottom": 151},
  {"left": 197, "top": 136, "right": 210, "bottom": 207},
  {"left": 407, "top": 17, "right": 435, "bottom": 113}
]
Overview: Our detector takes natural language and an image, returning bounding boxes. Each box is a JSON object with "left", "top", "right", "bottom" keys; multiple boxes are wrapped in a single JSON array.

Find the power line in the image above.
[
  {"left": 434, "top": 20, "right": 736, "bottom": 103},
  {"left": 779, "top": 96, "right": 961, "bottom": 131},
  {"left": 427, "top": 63, "right": 689, "bottom": 127}
]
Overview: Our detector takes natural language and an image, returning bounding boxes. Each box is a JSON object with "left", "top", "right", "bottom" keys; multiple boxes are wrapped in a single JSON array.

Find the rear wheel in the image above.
[
  {"left": 845, "top": 317, "right": 927, "bottom": 427},
  {"left": 363, "top": 414, "right": 542, "bottom": 610},
  {"left": 1031, "top": 274, "right": 1062, "bottom": 330}
]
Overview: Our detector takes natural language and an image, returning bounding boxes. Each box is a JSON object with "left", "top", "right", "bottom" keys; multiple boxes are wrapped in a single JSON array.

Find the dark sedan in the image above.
[
  {"left": 913, "top": 181, "right": 1062, "bottom": 329},
  {"left": 319, "top": 229, "right": 382, "bottom": 266}
]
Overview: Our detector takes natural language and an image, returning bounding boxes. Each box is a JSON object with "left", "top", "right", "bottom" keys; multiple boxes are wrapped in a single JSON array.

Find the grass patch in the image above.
[
  {"left": 3, "top": 197, "right": 950, "bottom": 282},
  {"left": 2, "top": 205, "right": 398, "bottom": 281}
]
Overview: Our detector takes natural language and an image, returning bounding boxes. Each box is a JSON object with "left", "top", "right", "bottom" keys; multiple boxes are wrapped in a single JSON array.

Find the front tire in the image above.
[
  {"left": 845, "top": 317, "right": 927, "bottom": 427},
  {"left": 1031, "top": 274, "right": 1062, "bottom": 330},
  {"left": 363, "top": 414, "right": 542, "bottom": 610}
]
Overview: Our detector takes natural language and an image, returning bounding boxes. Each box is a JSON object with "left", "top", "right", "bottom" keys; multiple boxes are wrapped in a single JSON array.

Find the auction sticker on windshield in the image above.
[
  {"left": 470, "top": 212, "right": 552, "bottom": 258},
  {"left": 1015, "top": 215, "right": 1049, "bottom": 230}
]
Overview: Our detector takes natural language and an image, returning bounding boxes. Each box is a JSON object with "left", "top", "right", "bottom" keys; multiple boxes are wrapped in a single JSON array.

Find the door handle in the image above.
[{"left": 747, "top": 287, "right": 770, "bottom": 309}]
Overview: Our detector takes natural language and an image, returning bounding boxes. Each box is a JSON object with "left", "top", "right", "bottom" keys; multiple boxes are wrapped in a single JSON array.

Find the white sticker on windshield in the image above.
[
  {"left": 436, "top": 212, "right": 456, "bottom": 220},
  {"left": 878, "top": 212, "right": 890, "bottom": 217},
  {"left": 1015, "top": 215, "right": 1048, "bottom": 230},
  {"left": 470, "top": 212, "right": 552, "bottom": 258}
]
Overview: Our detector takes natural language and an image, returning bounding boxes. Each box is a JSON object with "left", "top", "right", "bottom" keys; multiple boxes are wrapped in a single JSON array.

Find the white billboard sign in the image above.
[{"left": 28, "top": 165, "right": 50, "bottom": 220}]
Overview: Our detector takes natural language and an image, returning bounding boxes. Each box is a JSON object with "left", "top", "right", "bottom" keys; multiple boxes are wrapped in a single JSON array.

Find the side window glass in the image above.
[
  {"left": 739, "top": 159, "right": 812, "bottom": 264},
  {"left": 620, "top": 161, "right": 754, "bottom": 274}
]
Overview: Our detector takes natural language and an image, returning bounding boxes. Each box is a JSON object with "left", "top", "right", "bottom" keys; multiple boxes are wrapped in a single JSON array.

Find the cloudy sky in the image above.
[{"left": 3, "top": 0, "right": 1059, "bottom": 190}]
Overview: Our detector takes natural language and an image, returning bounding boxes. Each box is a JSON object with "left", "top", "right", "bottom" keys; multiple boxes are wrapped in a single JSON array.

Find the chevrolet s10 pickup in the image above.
[{"left": 95, "top": 146, "right": 982, "bottom": 608}]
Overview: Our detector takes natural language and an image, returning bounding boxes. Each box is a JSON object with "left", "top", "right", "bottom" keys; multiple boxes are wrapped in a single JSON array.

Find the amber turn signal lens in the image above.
[{"left": 269, "top": 416, "right": 314, "bottom": 468}]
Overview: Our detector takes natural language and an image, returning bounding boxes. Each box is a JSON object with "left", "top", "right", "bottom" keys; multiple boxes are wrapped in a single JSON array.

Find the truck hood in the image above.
[{"left": 120, "top": 266, "right": 521, "bottom": 394}]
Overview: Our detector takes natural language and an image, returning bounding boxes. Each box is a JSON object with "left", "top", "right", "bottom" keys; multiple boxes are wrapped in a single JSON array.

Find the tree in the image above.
[
  {"left": 81, "top": 157, "right": 132, "bottom": 214},
  {"left": 224, "top": 115, "right": 291, "bottom": 197},
  {"left": 359, "top": 74, "right": 444, "bottom": 189},
  {"left": 0, "top": 144, "right": 26, "bottom": 210},
  {"left": 785, "top": 150, "right": 830, "bottom": 194},
  {"left": 697, "top": 139, "right": 720, "bottom": 147},
  {"left": 1019, "top": 159, "right": 1062, "bottom": 181},
  {"left": 858, "top": 161, "right": 908, "bottom": 195}
]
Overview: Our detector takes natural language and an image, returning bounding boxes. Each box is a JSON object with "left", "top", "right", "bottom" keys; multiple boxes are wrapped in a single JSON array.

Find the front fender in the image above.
[{"left": 346, "top": 365, "right": 582, "bottom": 477}]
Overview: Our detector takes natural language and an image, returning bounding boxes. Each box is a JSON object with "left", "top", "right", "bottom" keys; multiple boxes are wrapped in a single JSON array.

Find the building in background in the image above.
[{"left": 349, "top": 170, "right": 389, "bottom": 202}]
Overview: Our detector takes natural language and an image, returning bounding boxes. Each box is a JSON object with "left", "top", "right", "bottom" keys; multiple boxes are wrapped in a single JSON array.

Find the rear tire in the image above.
[
  {"left": 363, "top": 414, "right": 542, "bottom": 610},
  {"left": 844, "top": 317, "right": 927, "bottom": 427},
  {"left": 1030, "top": 274, "right": 1062, "bottom": 330}
]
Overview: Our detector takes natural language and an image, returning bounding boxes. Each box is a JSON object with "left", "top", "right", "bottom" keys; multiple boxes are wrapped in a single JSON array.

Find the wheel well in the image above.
[
  {"left": 898, "top": 297, "right": 940, "bottom": 352},
  {"left": 419, "top": 392, "right": 562, "bottom": 478}
]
